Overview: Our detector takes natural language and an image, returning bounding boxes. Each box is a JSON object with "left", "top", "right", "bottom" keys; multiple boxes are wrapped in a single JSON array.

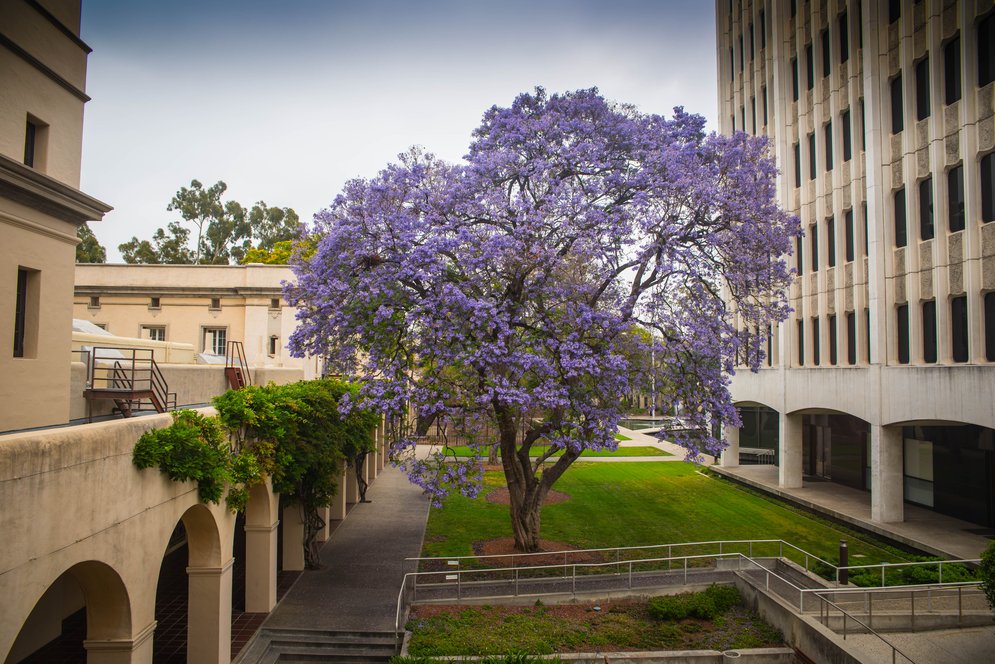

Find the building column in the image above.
[
  {"left": 315, "top": 506, "right": 330, "bottom": 543},
  {"left": 720, "top": 424, "right": 740, "bottom": 468},
  {"left": 779, "top": 413, "right": 803, "bottom": 489},
  {"left": 281, "top": 504, "right": 305, "bottom": 571},
  {"left": 378, "top": 420, "right": 387, "bottom": 471},
  {"left": 331, "top": 468, "right": 348, "bottom": 520},
  {"left": 365, "top": 451, "right": 375, "bottom": 484},
  {"left": 871, "top": 424, "right": 905, "bottom": 523},
  {"left": 346, "top": 464, "right": 360, "bottom": 503},
  {"left": 186, "top": 560, "right": 233, "bottom": 664},
  {"left": 244, "top": 521, "right": 278, "bottom": 612},
  {"left": 83, "top": 621, "right": 155, "bottom": 664}
]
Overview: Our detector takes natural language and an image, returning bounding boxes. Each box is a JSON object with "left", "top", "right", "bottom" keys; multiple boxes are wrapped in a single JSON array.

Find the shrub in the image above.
[
  {"left": 648, "top": 585, "right": 740, "bottom": 621},
  {"left": 979, "top": 540, "right": 995, "bottom": 610}
]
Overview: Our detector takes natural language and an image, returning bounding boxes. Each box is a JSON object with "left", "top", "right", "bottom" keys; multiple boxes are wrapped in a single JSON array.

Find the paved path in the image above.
[{"left": 261, "top": 465, "right": 431, "bottom": 632}]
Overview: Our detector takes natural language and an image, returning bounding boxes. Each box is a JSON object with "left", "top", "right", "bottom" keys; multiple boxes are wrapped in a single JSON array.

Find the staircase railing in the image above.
[
  {"left": 83, "top": 347, "right": 177, "bottom": 419},
  {"left": 225, "top": 340, "right": 251, "bottom": 389}
]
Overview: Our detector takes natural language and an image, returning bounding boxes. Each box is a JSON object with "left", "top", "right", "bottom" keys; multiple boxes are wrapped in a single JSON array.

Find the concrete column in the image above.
[
  {"left": 281, "top": 504, "right": 305, "bottom": 571},
  {"left": 365, "top": 451, "right": 375, "bottom": 483},
  {"left": 83, "top": 621, "right": 155, "bottom": 664},
  {"left": 346, "top": 464, "right": 360, "bottom": 503},
  {"left": 315, "top": 506, "right": 330, "bottom": 542},
  {"left": 779, "top": 413, "right": 804, "bottom": 489},
  {"left": 331, "top": 468, "right": 348, "bottom": 520},
  {"left": 378, "top": 420, "right": 387, "bottom": 471},
  {"left": 244, "top": 521, "right": 278, "bottom": 612},
  {"left": 720, "top": 424, "right": 740, "bottom": 468},
  {"left": 186, "top": 559, "right": 233, "bottom": 664},
  {"left": 871, "top": 424, "right": 905, "bottom": 523}
]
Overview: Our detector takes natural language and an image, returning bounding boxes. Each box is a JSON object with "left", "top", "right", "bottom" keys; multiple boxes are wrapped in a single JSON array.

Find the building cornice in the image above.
[
  {"left": 24, "top": 0, "right": 93, "bottom": 54},
  {"left": 74, "top": 285, "right": 284, "bottom": 297},
  {"left": 0, "top": 31, "right": 90, "bottom": 102},
  {"left": 0, "top": 154, "right": 112, "bottom": 225}
]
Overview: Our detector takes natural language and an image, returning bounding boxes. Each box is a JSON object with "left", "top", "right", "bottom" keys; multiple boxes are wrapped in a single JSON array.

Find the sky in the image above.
[{"left": 79, "top": 0, "right": 718, "bottom": 261}]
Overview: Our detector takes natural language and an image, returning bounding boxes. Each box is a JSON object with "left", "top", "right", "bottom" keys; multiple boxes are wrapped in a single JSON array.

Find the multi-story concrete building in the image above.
[{"left": 716, "top": 0, "right": 995, "bottom": 530}]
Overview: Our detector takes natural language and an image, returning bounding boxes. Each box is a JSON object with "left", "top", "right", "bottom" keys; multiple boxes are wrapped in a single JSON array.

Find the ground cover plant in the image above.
[{"left": 404, "top": 586, "right": 783, "bottom": 656}]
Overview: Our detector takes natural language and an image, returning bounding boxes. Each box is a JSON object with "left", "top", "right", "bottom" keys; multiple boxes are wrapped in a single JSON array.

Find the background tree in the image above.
[
  {"left": 76, "top": 223, "right": 106, "bottom": 263},
  {"left": 119, "top": 221, "right": 194, "bottom": 264},
  {"left": 288, "top": 88, "right": 798, "bottom": 552}
]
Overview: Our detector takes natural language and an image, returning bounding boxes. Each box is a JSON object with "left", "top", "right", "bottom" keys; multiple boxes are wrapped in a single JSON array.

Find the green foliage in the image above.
[
  {"left": 390, "top": 656, "right": 560, "bottom": 664},
  {"left": 647, "top": 585, "right": 741, "bottom": 621},
  {"left": 978, "top": 540, "right": 995, "bottom": 610},
  {"left": 120, "top": 221, "right": 194, "bottom": 264},
  {"left": 76, "top": 223, "right": 106, "bottom": 263}
]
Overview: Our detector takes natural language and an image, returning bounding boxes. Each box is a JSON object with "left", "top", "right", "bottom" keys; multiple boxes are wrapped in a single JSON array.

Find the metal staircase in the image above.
[
  {"left": 83, "top": 347, "right": 177, "bottom": 421},
  {"left": 225, "top": 340, "right": 251, "bottom": 390}
]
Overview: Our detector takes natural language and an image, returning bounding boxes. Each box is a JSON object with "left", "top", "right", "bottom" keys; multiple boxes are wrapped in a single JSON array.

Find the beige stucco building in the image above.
[
  {"left": 717, "top": 0, "right": 995, "bottom": 530},
  {"left": 0, "top": 0, "right": 111, "bottom": 432}
]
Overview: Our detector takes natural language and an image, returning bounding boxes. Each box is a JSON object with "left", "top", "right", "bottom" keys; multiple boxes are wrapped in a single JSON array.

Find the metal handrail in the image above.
[
  {"left": 815, "top": 592, "right": 917, "bottom": 663},
  {"left": 834, "top": 558, "right": 981, "bottom": 587}
]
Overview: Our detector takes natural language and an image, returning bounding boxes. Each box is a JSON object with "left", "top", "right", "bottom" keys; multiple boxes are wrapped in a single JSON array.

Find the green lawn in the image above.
[
  {"left": 438, "top": 445, "right": 669, "bottom": 458},
  {"left": 422, "top": 462, "right": 909, "bottom": 567},
  {"left": 615, "top": 432, "right": 631, "bottom": 441}
]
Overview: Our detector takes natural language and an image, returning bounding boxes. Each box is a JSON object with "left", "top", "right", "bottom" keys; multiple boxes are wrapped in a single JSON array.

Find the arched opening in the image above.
[
  {"left": 9, "top": 561, "right": 131, "bottom": 663},
  {"left": 734, "top": 403, "right": 780, "bottom": 465},
  {"left": 792, "top": 409, "right": 872, "bottom": 491}
]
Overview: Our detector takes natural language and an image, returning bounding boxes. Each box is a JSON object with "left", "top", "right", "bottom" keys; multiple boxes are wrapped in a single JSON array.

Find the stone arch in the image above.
[
  {"left": 245, "top": 480, "right": 277, "bottom": 529},
  {"left": 180, "top": 502, "right": 224, "bottom": 568}
]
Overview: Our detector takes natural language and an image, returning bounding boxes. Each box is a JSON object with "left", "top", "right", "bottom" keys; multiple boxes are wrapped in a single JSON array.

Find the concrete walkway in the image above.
[{"left": 261, "top": 465, "right": 431, "bottom": 633}]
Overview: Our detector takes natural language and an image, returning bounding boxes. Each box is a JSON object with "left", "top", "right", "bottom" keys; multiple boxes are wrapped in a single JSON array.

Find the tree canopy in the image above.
[
  {"left": 287, "top": 88, "right": 798, "bottom": 551},
  {"left": 119, "top": 179, "right": 299, "bottom": 264},
  {"left": 76, "top": 223, "right": 107, "bottom": 263}
]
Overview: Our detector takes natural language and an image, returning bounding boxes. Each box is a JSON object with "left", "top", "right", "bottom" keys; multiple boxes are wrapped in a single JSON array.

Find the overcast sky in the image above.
[{"left": 79, "top": 1, "right": 717, "bottom": 261}]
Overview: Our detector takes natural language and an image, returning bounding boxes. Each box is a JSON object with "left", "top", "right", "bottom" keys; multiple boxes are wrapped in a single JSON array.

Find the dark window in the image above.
[
  {"left": 89, "top": 295, "right": 100, "bottom": 308},
  {"left": 730, "top": 48, "right": 735, "bottom": 80},
  {"left": 767, "top": 324, "right": 773, "bottom": 366},
  {"left": 915, "top": 57, "right": 930, "bottom": 120},
  {"left": 749, "top": 23, "right": 755, "bottom": 60},
  {"left": 732, "top": 114, "right": 736, "bottom": 131},
  {"left": 808, "top": 131, "right": 816, "bottom": 180},
  {"left": 847, "top": 312, "right": 857, "bottom": 365},
  {"left": 895, "top": 188, "right": 907, "bottom": 247},
  {"left": 845, "top": 209, "right": 855, "bottom": 262},
  {"left": 762, "top": 86, "right": 768, "bottom": 125},
  {"left": 792, "top": 57, "right": 799, "bottom": 100},
  {"left": 740, "top": 106, "right": 746, "bottom": 131},
  {"left": 751, "top": 97, "right": 757, "bottom": 133},
  {"left": 952, "top": 296, "right": 969, "bottom": 362},
  {"left": 891, "top": 75, "right": 904, "bottom": 134},
  {"left": 897, "top": 304, "right": 910, "bottom": 364},
  {"left": 796, "top": 235, "right": 804, "bottom": 274},
  {"left": 821, "top": 29, "right": 831, "bottom": 77},
  {"left": 923, "top": 300, "right": 937, "bottom": 363},
  {"left": 839, "top": 12, "right": 849, "bottom": 63},
  {"left": 944, "top": 35, "right": 961, "bottom": 104},
  {"left": 865, "top": 307, "right": 872, "bottom": 363},
  {"left": 862, "top": 202, "right": 869, "bottom": 255},
  {"left": 919, "top": 177, "right": 934, "bottom": 241},
  {"left": 842, "top": 109, "right": 852, "bottom": 161},
  {"left": 269, "top": 335, "right": 279, "bottom": 356},
  {"left": 857, "top": 0, "right": 863, "bottom": 47},
  {"left": 824, "top": 121, "right": 833, "bottom": 171},
  {"left": 985, "top": 292, "right": 995, "bottom": 361},
  {"left": 827, "top": 217, "right": 836, "bottom": 267},
  {"left": 810, "top": 223, "right": 819, "bottom": 267},
  {"left": 889, "top": 0, "right": 901, "bottom": 24},
  {"left": 980, "top": 13, "right": 995, "bottom": 87},
  {"left": 14, "top": 268, "right": 27, "bottom": 358},
  {"left": 794, "top": 142, "right": 801, "bottom": 187},
  {"left": 982, "top": 153, "right": 995, "bottom": 222},
  {"left": 760, "top": 9, "right": 766, "bottom": 49},
  {"left": 23, "top": 121, "right": 36, "bottom": 167},
  {"left": 270, "top": 297, "right": 281, "bottom": 309},
  {"left": 829, "top": 314, "right": 838, "bottom": 365},
  {"left": 860, "top": 98, "right": 866, "bottom": 149},
  {"left": 797, "top": 319, "right": 805, "bottom": 365},
  {"left": 948, "top": 165, "right": 965, "bottom": 232},
  {"left": 806, "top": 42, "right": 815, "bottom": 90},
  {"left": 149, "top": 296, "right": 160, "bottom": 309},
  {"left": 739, "top": 36, "right": 744, "bottom": 72},
  {"left": 210, "top": 297, "right": 221, "bottom": 310},
  {"left": 812, "top": 317, "right": 821, "bottom": 365},
  {"left": 791, "top": 0, "right": 797, "bottom": 18}
]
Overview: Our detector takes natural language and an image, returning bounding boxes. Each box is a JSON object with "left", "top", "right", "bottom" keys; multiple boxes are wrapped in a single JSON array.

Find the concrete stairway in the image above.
[{"left": 235, "top": 627, "right": 399, "bottom": 664}]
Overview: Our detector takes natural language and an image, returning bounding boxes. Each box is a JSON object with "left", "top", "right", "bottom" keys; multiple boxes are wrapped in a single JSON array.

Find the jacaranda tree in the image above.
[{"left": 288, "top": 88, "right": 798, "bottom": 552}]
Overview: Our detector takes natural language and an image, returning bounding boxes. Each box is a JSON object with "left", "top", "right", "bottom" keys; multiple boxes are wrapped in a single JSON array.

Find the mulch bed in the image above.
[
  {"left": 484, "top": 487, "right": 571, "bottom": 505},
  {"left": 472, "top": 537, "right": 605, "bottom": 566}
]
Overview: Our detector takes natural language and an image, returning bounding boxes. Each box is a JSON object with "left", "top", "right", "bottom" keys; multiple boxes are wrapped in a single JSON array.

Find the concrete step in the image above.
[{"left": 242, "top": 627, "right": 399, "bottom": 664}]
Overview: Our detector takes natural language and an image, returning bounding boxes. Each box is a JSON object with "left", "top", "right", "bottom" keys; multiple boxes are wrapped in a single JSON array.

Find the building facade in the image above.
[
  {"left": 716, "top": 0, "right": 995, "bottom": 528},
  {"left": 0, "top": 0, "right": 111, "bottom": 431}
]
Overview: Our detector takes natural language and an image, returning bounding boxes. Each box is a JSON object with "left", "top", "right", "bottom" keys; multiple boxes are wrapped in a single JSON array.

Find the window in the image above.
[
  {"left": 760, "top": 9, "right": 766, "bottom": 49},
  {"left": 829, "top": 314, "right": 838, "bottom": 365},
  {"left": 751, "top": 97, "right": 756, "bottom": 133},
  {"left": 762, "top": 86, "right": 768, "bottom": 125},
  {"left": 865, "top": 307, "right": 872, "bottom": 363},
  {"left": 980, "top": 13, "right": 995, "bottom": 87},
  {"left": 839, "top": 12, "right": 849, "bottom": 63},
  {"left": 915, "top": 57, "right": 930, "bottom": 120},
  {"left": 952, "top": 296, "right": 969, "bottom": 362},
  {"left": 922, "top": 300, "right": 937, "bottom": 363},
  {"left": 14, "top": 269, "right": 28, "bottom": 358},
  {"left": 891, "top": 75, "right": 904, "bottom": 134},
  {"left": 986, "top": 292, "right": 995, "bottom": 361},
  {"left": 812, "top": 318, "right": 821, "bottom": 366},
  {"left": 982, "top": 153, "right": 995, "bottom": 222},
  {"left": 730, "top": 48, "right": 735, "bottom": 80},
  {"left": 796, "top": 235, "right": 804, "bottom": 274},
  {"left": 824, "top": 121, "right": 833, "bottom": 171},
  {"left": 204, "top": 327, "right": 227, "bottom": 355},
  {"left": 845, "top": 209, "right": 855, "bottom": 262},
  {"left": 741, "top": 106, "right": 746, "bottom": 131},
  {"left": 749, "top": 23, "right": 754, "bottom": 60},
  {"left": 862, "top": 202, "right": 868, "bottom": 255},
  {"left": 24, "top": 121, "right": 36, "bottom": 167},
  {"left": 810, "top": 223, "right": 819, "bottom": 267},
  {"left": 842, "top": 109, "right": 852, "bottom": 161},
  {"left": 821, "top": 29, "right": 831, "bottom": 77},
  {"left": 209, "top": 297, "right": 221, "bottom": 310},
  {"left": 808, "top": 131, "right": 816, "bottom": 180},
  {"left": 919, "top": 177, "right": 933, "bottom": 241},
  {"left": 766, "top": 324, "right": 773, "bottom": 366},
  {"left": 269, "top": 335, "right": 279, "bottom": 356},
  {"left": 860, "top": 98, "right": 866, "bottom": 150},
  {"left": 846, "top": 312, "right": 857, "bottom": 365},
  {"left": 827, "top": 217, "right": 836, "bottom": 267},
  {"left": 889, "top": 0, "right": 901, "bottom": 24},
  {"left": 793, "top": 142, "right": 801, "bottom": 187},
  {"left": 142, "top": 326, "right": 166, "bottom": 342},
  {"left": 797, "top": 320, "right": 805, "bottom": 365},
  {"left": 894, "top": 188, "right": 907, "bottom": 247},
  {"left": 791, "top": 0, "right": 796, "bottom": 18},
  {"left": 948, "top": 165, "right": 964, "bottom": 232},
  {"left": 270, "top": 297, "right": 281, "bottom": 309},
  {"left": 806, "top": 42, "right": 814, "bottom": 90},
  {"left": 23, "top": 116, "right": 47, "bottom": 170},
  {"left": 857, "top": 0, "right": 863, "bottom": 47},
  {"left": 89, "top": 295, "right": 100, "bottom": 309},
  {"left": 944, "top": 35, "right": 961, "bottom": 104},
  {"left": 791, "top": 58, "right": 799, "bottom": 101},
  {"left": 897, "top": 304, "right": 910, "bottom": 364},
  {"left": 149, "top": 296, "right": 161, "bottom": 310},
  {"left": 739, "top": 36, "right": 744, "bottom": 72}
]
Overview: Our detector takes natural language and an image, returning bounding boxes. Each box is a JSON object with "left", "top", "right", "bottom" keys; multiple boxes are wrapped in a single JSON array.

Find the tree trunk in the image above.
[
  {"left": 300, "top": 500, "right": 325, "bottom": 569},
  {"left": 507, "top": 481, "right": 544, "bottom": 552},
  {"left": 488, "top": 442, "right": 500, "bottom": 465},
  {"left": 354, "top": 452, "right": 370, "bottom": 502}
]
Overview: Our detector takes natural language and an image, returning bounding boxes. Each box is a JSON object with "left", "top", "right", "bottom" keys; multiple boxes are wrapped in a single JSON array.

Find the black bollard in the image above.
[{"left": 839, "top": 539, "right": 849, "bottom": 585}]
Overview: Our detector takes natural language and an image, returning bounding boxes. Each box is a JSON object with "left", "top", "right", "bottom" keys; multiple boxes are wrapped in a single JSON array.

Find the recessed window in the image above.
[
  {"left": 89, "top": 295, "right": 100, "bottom": 309},
  {"left": 270, "top": 298, "right": 281, "bottom": 309},
  {"left": 985, "top": 292, "right": 995, "bottom": 361},
  {"left": 739, "top": 35, "right": 744, "bottom": 72},
  {"left": 812, "top": 317, "right": 821, "bottom": 366},
  {"left": 827, "top": 217, "right": 836, "bottom": 267},
  {"left": 915, "top": 57, "right": 930, "bottom": 121},
  {"left": 860, "top": 98, "right": 866, "bottom": 150},
  {"left": 952, "top": 296, "right": 969, "bottom": 362},
  {"left": 791, "top": 0, "right": 796, "bottom": 18},
  {"left": 922, "top": 300, "right": 937, "bottom": 363},
  {"left": 269, "top": 335, "right": 279, "bottom": 356},
  {"left": 919, "top": 177, "right": 934, "bottom": 241},
  {"left": 806, "top": 42, "right": 815, "bottom": 90},
  {"left": 795, "top": 235, "right": 804, "bottom": 275},
  {"left": 839, "top": 12, "right": 849, "bottom": 63},
  {"left": 842, "top": 109, "right": 852, "bottom": 162},
  {"left": 944, "top": 35, "right": 961, "bottom": 104},
  {"left": 846, "top": 312, "right": 857, "bottom": 365},
  {"left": 759, "top": 10, "right": 766, "bottom": 49},
  {"left": 810, "top": 223, "right": 819, "bottom": 267},
  {"left": 845, "top": 209, "right": 855, "bottom": 262},
  {"left": 149, "top": 296, "right": 161, "bottom": 309},
  {"left": 808, "top": 132, "right": 816, "bottom": 180},
  {"left": 979, "top": 13, "right": 995, "bottom": 87},
  {"left": 982, "top": 153, "right": 995, "bottom": 223},
  {"left": 797, "top": 319, "right": 805, "bottom": 366},
  {"left": 142, "top": 325, "right": 166, "bottom": 342},
  {"left": 894, "top": 188, "right": 907, "bottom": 248},
  {"left": 829, "top": 315, "right": 838, "bottom": 365},
  {"left": 824, "top": 121, "right": 833, "bottom": 171},
  {"left": 891, "top": 75, "right": 904, "bottom": 134},
  {"left": 730, "top": 48, "right": 735, "bottom": 81},
  {"left": 897, "top": 304, "right": 910, "bottom": 364},
  {"left": 948, "top": 165, "right": 965, "bottom": 232},
  {"left": 821, "top": 29, "right": 831, "bottom": 78},
  {"left": 204, "top": 327, "right": 227, "bottom": 355},
  {"left": 751, "top": 97, "right": 756, "bottom": 133},
  {"left": 209, "top": 297, "right": 221, "bottom": 310},
  {"left": 749, "top": 23, "right": 754, "bottom": 60},
  {"left": 862, "top": 202, "right": 869, "bottom": 256},
  {"left": 23, "top": 115, "right": 48, "bottom": 171},
  {"left": 766, "top": 324, "right": 773, "bottom": 367},
  {"left": 14, "top": 269, "right": 29, "bottom": 358},
  {"left": 793, "top": 142, "right": 801, "bottom": 188},
  {"left": 865, "top": 308, "right": 872, "bottom": 364},
  {"left": 791, "top": 57, "right": 799, "bottom": 101},
  {"left": 740, "top": 106, "right": 746, "bottom": 131},
  {"left": 762, "top": 86, "right": 768, "bottom": 125},
  {"left": 889, "top": 0, "right": 901, "bottom": 24}
]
